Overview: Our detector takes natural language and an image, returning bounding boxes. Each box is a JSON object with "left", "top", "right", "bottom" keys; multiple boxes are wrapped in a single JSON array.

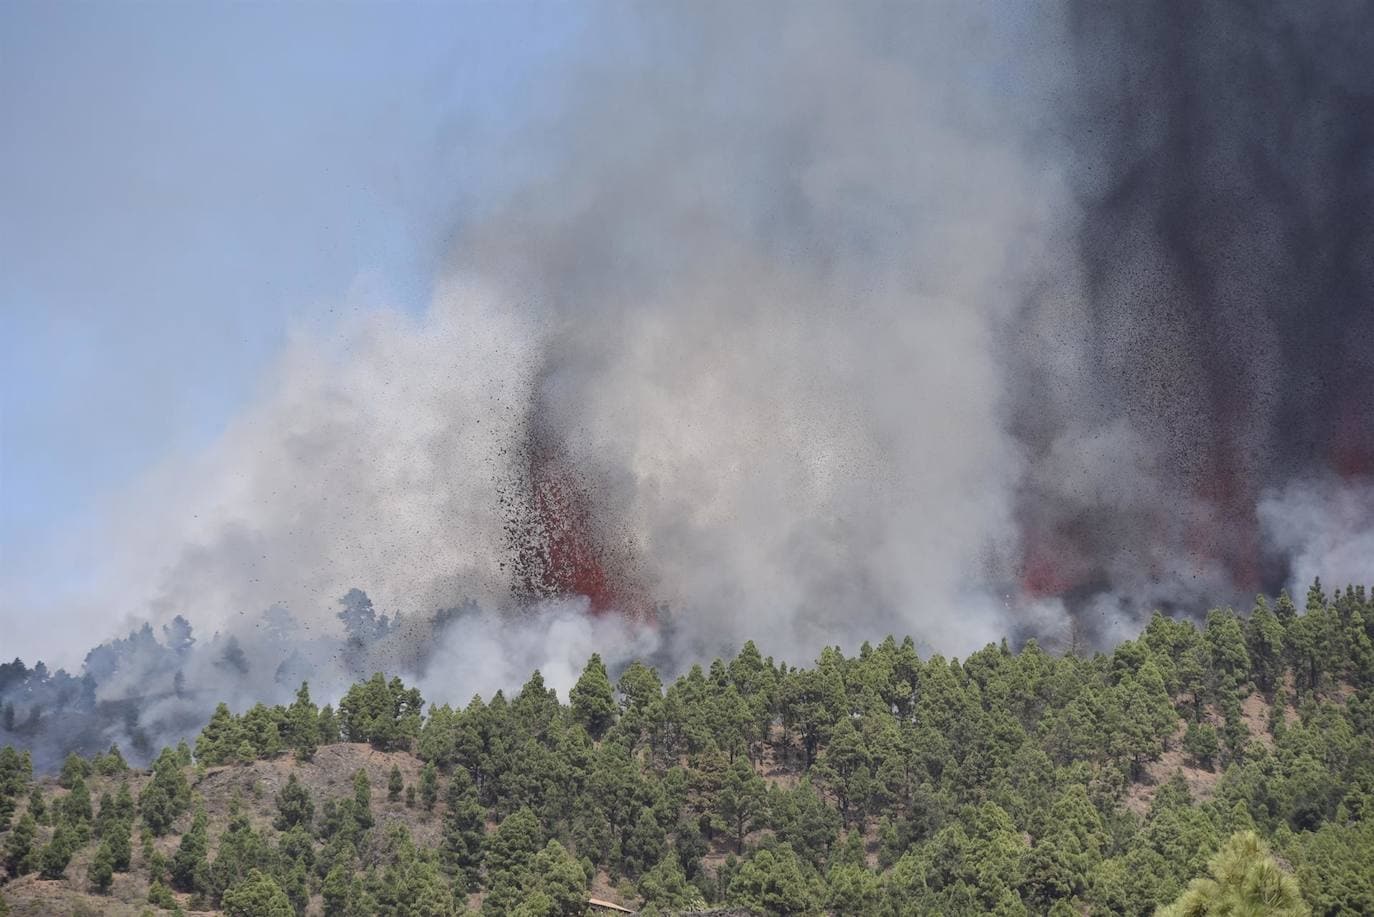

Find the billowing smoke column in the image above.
[
  {"left": 5, "top": 2, "right": 1373, "bottom": 770},
  {"left": 1009, "top": 1, "right": 1374, "bottom": 637},
  {"left": 440, "top": 0, "right": 1069, "bottom": 656}
]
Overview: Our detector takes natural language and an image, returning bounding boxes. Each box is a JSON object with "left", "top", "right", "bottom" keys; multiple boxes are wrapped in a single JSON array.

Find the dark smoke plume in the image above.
[{"left": 1009, "top": 1, "right": 1374, "bottom": 639}]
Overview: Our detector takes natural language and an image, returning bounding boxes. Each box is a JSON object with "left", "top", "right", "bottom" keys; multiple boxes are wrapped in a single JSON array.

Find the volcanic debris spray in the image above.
[
  {"left": 4, "top": 1, "right": 1372, "bottom": 767},
  {"left": 502, "top": 363, "right": 650, "bottom": 618}
]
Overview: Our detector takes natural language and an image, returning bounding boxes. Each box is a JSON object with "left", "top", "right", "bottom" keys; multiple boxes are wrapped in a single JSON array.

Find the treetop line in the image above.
[{"left": 1, "top": 579, "right": 1371, "bottom": 915}]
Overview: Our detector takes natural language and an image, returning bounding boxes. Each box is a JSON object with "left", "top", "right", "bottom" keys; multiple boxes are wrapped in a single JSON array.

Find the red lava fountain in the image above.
[{"left": 507, "top": 435, "right": 649, "bottom": 619}]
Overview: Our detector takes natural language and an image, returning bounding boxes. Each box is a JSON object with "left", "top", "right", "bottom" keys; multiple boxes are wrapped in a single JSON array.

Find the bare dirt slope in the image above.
[{"left": 1123, "top": 689, "right": 1287, "bottom": 817}]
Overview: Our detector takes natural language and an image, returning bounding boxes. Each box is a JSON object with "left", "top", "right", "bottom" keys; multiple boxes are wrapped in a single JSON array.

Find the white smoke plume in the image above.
[
  {"left": 1260, "top": 478, "right": 1374, "bottom": 599},
  {"left": 66, "top": 1, "right": 1079, "bottom": 677}
]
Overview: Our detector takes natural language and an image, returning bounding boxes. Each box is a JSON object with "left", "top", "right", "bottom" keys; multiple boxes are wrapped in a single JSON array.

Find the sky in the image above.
[{"left": 0, "top": 2, "right": 589, "bottom": 664}]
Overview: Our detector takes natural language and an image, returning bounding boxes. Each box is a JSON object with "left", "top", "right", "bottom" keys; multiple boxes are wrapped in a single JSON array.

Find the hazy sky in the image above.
[{"left": 0, "top": 2, "right": 589, "bottom": 663}]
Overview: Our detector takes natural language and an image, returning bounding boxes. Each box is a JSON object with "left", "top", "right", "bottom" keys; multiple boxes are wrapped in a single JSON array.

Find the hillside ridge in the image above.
[{"left": 1, "top": 583, "right": 1372, "bottom": 915}]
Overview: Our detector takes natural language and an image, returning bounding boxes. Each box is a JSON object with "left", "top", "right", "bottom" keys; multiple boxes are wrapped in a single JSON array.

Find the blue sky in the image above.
[{"left": 0, "top": 2, "right": 589, "bottom": 663}]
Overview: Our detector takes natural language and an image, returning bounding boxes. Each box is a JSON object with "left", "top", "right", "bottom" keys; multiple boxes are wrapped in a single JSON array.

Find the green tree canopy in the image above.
[
  {"left": 570, "top": 653, "right": 617, "bottom": 739},
  {"left": 1156, "top": 831, "right": 1309, "bottom": 917},
  {"left": 221, "top": 868, "right": 296, "bottom": 917}
]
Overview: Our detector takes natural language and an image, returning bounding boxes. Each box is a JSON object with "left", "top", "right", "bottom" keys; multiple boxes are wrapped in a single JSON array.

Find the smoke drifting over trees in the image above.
[{"left": 4, "top": 3, "right": 1371, "bottom": 764}]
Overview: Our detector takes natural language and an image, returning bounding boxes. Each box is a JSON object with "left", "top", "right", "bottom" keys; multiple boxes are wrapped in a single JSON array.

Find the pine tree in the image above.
[
  {"left": 274, "top": 773, "right": 314, "bottom": 831},
  {"left": 352, "top": 768, "right": 374, "bottom": 830},
  {"left": 88, "top": 840, "right": 115, "bottom": 893},
  {"left": 1306, "top": 578, "right": 1326, "bottom": 613},
  {"left": 57, "top": 752, "right": 91, "bottom": 789},
  {"left": 570, "top": 653, "right": 617, "bottom": 739},
  {"left": 6, "top": 612, "right": 1373, "bottom": 916},
  {"left": 63, "top": 774, "right": 93, "bottom": 825},
  {"left": 95, "top": 744, "right": 128, "bottom": 776},
  {"left": 1183, "top": 721, "right": 1220, "bottom": 770},
  {"left": 147, "top": 881, "right": 178, "bottom": 910},
  {"left": 419, "top": 762, "right": 438, "bottom": 811},
  {"left": 1246, "top": 598, "right": 1286, "bottom": 693},
  {"left": 38, "top": 824, "right": 74, "bottom": 879},
  {"left": 1206, "top": 610, "right": 1252, "bottom": 690},
  {"left": 441, "top": 767, "right": 485, "bottom": 887},
  {"left": 278, "top": 861, "right": 310, "bottom": 916},
  {"left": 484, "top": 806, "right": 543, "bottom": 882},
  {"left": 171, "top": 808, "right": 210, "bottom": 893},
  {"left": 139, "top": 752, "right": 190, "bottom": 836},
  {"left": 221, "top": 868, "right": 296, "bottom": 917},
  {"left": 1274, "top": 590, "right": 1298, "bottom": 625},
  {"left": 113, "top": 782, "right": 134, "bottom": 820},
  {"left": 617, "top": 661, "right": 664, "bottom": 714},
  {"left": 1157, "top": 830, "right": 1309, "bottom": 917},
  {"left": 240, "top": 703, "right": 283, "bottom": 759},
  {"left": 814, "top": 717, "right": 872, "bottom": 825},
  {"left": 716, "top": 757, "right": 766, "bottom": 852},
  {"left": 318, "top": 703, "right": 340, "bottom": 744},
  {"left": 106, "top": 817, "right": 133, "bottom": 871},
  {"left": 93, "top": 790, "right": 115, "bottom": 838},
  {"left": 529, "top": 840, "right": 588, "bottom": 916},
  {"left": 727, "top": 845, "right": 823, "bottom": 914},
  {"left": 323, "top": 863, "right": 355, "bottom": 916},
  {"left": 339, "top": 673, "right": 425, "bottom": 750},
  {"left": 277, "top": 823, "right": 315, "bottom": 874},
  {"left": 621, "top": 807, "right": 666, "bottom": 878},
  {"left": 287, "top": 682, "right": 319, "bottom": 761},
  {"left": 211, "top": 800, "right": 272, "bottom": 903},
  {"left": 196, "top": 703, "right": 243, "bottom": 766},
  {"left": 638, "top": 853, "right": 707, "bottom": 911},
  {"left": 3, "top": 812, "right": 35, "bottom": 877},
  {"left": 26, "top": 786, "right": 45, "bottom": 826},
  {"left": 827, "top": 861, "right": 883, "bottom": 915}
]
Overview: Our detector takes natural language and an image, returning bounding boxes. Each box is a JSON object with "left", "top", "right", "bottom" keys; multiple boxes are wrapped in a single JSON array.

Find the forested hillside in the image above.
[{"left": 1, "top": 581, "right": 1372, "bottom": 915}]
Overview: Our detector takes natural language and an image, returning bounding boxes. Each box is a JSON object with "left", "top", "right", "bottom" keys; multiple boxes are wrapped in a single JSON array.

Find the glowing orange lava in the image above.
[{"left": 511, "top": 438, "right": 650, "bottom": 619}]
